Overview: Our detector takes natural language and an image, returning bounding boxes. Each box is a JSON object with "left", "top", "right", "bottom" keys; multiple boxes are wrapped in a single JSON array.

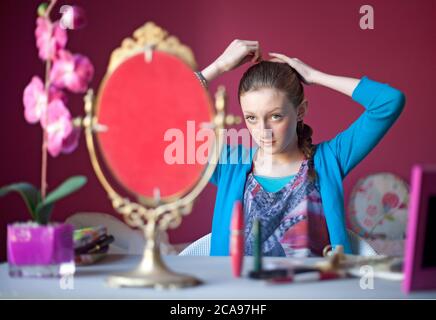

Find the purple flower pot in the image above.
[{"left": 7, "top": 222, "right": 75, "bottom": 277}]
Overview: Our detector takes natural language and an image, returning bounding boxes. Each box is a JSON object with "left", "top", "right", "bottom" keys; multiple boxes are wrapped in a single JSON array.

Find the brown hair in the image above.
[{"left": 238, "top": 61, "right": 317, "bottom": 181}]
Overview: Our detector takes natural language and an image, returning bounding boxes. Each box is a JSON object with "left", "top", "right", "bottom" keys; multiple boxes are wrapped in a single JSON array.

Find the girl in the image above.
[{"left": 197, "top": 39, "right": 405, "bottom": 257}]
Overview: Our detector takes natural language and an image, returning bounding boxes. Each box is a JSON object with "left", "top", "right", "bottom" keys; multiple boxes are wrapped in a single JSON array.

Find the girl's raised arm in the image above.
[
  {"left": 201, "top": 39, "right": 263, "bottom": 83},
  {"left": 269, "top": 52, "right": 405, "bottom": 177}
]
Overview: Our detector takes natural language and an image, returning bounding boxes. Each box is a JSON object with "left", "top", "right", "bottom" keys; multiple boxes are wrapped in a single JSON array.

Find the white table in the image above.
[{"left": 1, "top": 255, "right": 435, "bottom": 299}]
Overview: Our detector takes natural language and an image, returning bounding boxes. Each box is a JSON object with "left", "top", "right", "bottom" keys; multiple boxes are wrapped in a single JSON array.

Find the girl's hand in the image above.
[
  {"left": 268, "top": 53, "right": 321, "bottom": 85},
  {"left": 215, "top": 39, "right": 263, "bottom": 73},
  {"left": 202, "top": 40, "right": 262, "bottom": 82}
]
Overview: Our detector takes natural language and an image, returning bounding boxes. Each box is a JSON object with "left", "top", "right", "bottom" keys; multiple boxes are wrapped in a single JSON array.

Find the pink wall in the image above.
[{"left": 1, "top": 0, "right": 435, "bottom": 261}]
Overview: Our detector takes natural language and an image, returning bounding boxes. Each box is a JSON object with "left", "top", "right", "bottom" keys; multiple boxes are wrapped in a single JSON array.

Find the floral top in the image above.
[{"left": 243, "top": 158, "right": 331, "bottom": 257}]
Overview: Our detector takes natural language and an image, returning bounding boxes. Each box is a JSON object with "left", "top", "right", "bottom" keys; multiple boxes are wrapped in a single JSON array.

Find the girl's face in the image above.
[{"left": 240, "top": 88, "right": 307, "bottom": 155}]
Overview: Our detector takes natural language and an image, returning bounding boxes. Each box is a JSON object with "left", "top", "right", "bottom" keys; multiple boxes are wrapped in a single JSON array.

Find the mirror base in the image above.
[{"left": 107, "top": 269, "right": 203, "bottom": 289}]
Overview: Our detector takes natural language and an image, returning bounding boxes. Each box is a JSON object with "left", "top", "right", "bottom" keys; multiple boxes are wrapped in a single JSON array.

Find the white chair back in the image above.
[{"left": 179, "top": 230, "right": 377, "bottom": 256}]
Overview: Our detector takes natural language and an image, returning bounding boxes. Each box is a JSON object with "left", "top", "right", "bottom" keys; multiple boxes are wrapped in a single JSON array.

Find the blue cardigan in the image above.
[{"left": 209, "top": 76, "right": 405, "bottom": 255}]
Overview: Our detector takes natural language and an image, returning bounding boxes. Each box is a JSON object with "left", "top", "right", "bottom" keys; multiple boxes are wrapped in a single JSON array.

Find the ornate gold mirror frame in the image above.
[{"left": 81, "top": 22, "right": 239, "bottom": 288}]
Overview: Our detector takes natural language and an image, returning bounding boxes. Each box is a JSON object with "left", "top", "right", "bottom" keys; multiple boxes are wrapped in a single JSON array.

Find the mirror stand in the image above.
[
  {"left": 107, "top": 220, "right": 202, "bottom": 289},
  {"left": 82, "top": 85, "right": 233, "bottom": 288}
]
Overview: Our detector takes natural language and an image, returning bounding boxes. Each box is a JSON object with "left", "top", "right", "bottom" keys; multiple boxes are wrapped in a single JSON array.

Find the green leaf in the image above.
[
  {"left": 35, "top": 203, "right": 54, "bottom": 225},
  {"left": 0, "top": 183, "right": 39, "bottom": 220},
  {"left": 35, "top": 176, "right": 87, "bottom": 218}
]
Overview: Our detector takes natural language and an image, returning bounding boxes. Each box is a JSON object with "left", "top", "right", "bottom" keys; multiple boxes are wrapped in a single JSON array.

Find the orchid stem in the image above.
[
  {"left": 41, "top": 58, "right": 51, "bottom": 201},
  {"left": 45, "top": 0, "right": 58, "bottom": 19},
  {"left": 40, "top": 0, "right": 57, "bottom": 201}
]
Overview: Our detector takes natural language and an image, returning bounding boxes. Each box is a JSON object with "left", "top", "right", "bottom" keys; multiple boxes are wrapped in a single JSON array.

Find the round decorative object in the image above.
[
  {"left": 348, "top": 173, "right": 409, "bottom": 240},
  {"left": 96, "top": 50, "right": 214, "bottom": 202}
]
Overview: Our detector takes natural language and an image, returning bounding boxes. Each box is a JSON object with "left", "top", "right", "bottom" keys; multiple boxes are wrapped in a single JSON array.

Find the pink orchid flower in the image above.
[
  {"left": 23, "top": 76, "right": 67, "bottom": 124},
  {"left": 35, "top": 17, "right": 67, "bottom": 61},
  {"left": 50, "top": 50, "right": 94, "bottom": 93},
  {"left": 61, "top": 124, "right": 81, "bottom": 154},
  {"left": 23, "top": 76, "right": 48, "bottom": 124},
  {"left": 48, "top": 85, "right": 68, "bottom": 105},
  {"left": 41, "top": 99, "right": 73, "bottom": 157}
]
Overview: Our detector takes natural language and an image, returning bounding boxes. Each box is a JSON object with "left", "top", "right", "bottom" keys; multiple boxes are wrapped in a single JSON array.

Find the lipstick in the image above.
[{"left": 230, "top": 201, "right": 244, "bottom": 277}]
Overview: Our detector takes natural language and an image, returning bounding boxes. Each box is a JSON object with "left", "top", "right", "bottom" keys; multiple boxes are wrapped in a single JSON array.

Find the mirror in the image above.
[
  {"left": 82, "top": 22, "right": 233, "bottom": 288},
  {"left": 96, "top": 40, "right": 213, "bottom": 204}
]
